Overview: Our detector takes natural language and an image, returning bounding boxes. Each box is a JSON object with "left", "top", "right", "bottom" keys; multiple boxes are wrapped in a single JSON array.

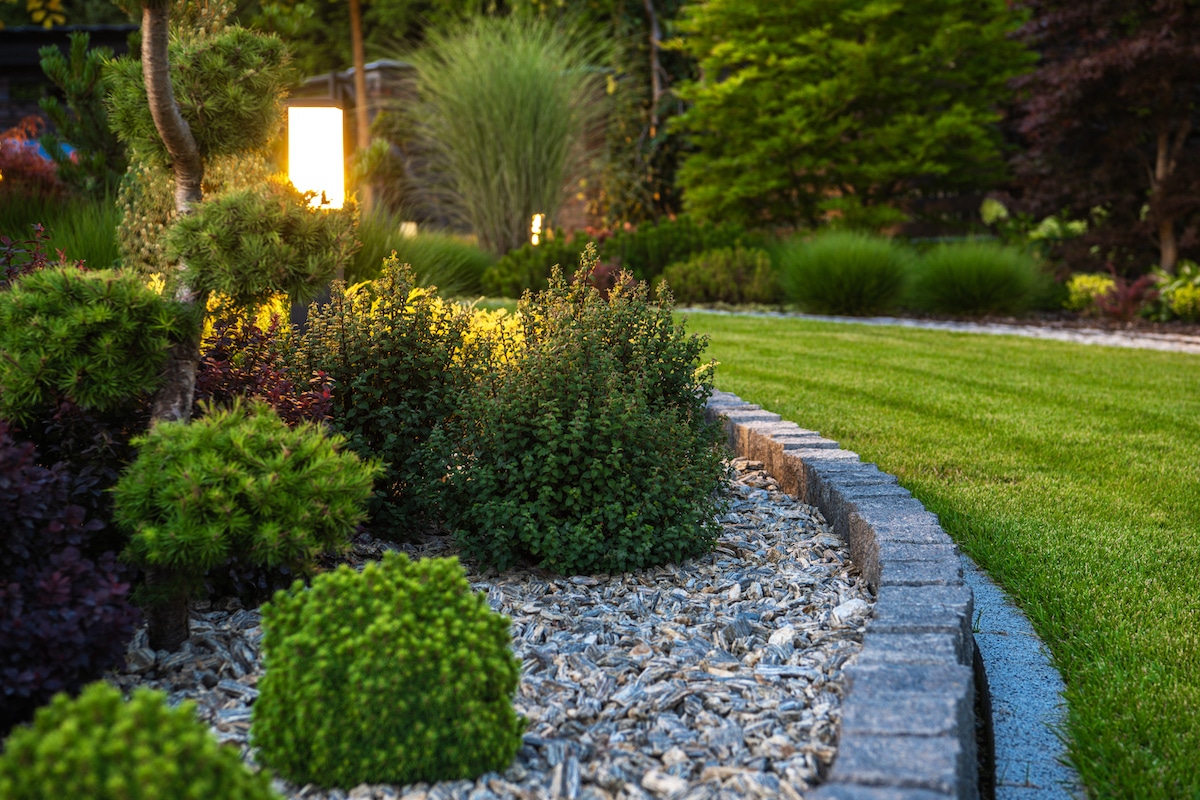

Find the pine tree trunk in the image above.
[
  {"left": 141, "top": 1, "right": 205, "bottom": 426},
  {"left": 145, "top": 567, "right": 190, "bottom": 652}
]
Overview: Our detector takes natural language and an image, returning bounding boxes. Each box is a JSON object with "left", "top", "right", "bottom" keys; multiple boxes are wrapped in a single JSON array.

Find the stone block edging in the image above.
[{"left": 706, "top": 390, "right": 978, "bottom": 800}]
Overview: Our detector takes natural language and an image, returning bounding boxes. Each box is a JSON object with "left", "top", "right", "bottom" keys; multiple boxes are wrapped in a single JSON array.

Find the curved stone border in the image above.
[{"left": 706, "top": 390, "right": 978, "bottom": 800}]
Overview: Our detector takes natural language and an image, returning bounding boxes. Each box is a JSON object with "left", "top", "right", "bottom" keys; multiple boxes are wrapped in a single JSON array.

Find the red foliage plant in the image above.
[
  {"left": 1011, "top": 1, "right": 1200, "bottom": 274},
  {"left": 1095, "top": 265, "right": 1160, "bottom": 321},
  {"left": 0, "top": 117, "right": 65, "bottom": 199}
]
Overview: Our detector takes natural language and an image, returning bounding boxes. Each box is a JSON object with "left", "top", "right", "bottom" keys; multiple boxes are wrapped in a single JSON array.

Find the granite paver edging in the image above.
[{"left": 706, "top": 390, "right": 979, "bottom": 800}]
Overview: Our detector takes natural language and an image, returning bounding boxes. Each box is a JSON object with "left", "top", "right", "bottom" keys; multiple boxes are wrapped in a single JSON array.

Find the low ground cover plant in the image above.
[
  {"left": 253, "top": 551, "right": 523, "bottom": 787},
  {"left": 687, "top": 312, "right": 1200, "bottom": 797},
  {"left": 439, "top": 246, "right": 727, "bottom": 573},
  {"left": 775, "top": 231, "right": 911, "bottom": 315},
  {"left": 907, "top": 240, "right": 1043, "bottom": 316},
  {"left": 112, "top": 400, "right": 380, "bottom": 649},
  {"left": 660, "top": 246, "right": 780, "bottom": 306},
  {"left": 0, "top": 682, "right": 280, "bottom": 800}
]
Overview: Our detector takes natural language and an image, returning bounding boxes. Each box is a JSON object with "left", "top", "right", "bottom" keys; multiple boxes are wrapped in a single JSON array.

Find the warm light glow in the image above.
[
  {"left": 288, "top": 106, "right": 345, "bottom": 209},
  {"left": 531, "top": 213, "right": 545, "bottom": 246},
  {"left": 400, "top": 221, "right": 418, "bottom": 238}
]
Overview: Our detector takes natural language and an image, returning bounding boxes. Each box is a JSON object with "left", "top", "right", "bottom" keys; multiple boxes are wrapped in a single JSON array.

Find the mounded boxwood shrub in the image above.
[
  {"left": 775, "top": 231, "right": 911, "bottom": 315},
  {"left": 601, "top": 215, "right": 760, "bottom": 283},
  {"left": 252, "top": 551, "right": 523, "bottom": 788},
  {"left": 0, "top": 682, "right": 280, "bottom": 800},
  {"left": 113, "top": 400, "right": 381, "bottom": 649},
  {"left": 0, "top": 421, "right": 139, "bottom": 735},
  {"left": 481, "top": 229, "right": 592, "bottom": 298},
  {"left": 0, "top": 266, "right": 190, "bottom": 423},
  {"left": 289, "top": 257, "right": 472, "bottom": 538},
  {"left": 908, "top": 240, "right": 1041, "bottom": 316},
  {"left": 660, "top": 246, "right": 781, "bottom": 305},
  {"left": 439, "top": 245, "right": 727, "bottom": 574}
]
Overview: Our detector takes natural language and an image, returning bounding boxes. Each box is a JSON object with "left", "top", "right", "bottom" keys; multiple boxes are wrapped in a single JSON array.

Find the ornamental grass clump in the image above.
[
  {"left": 439, "top": 245, "right": 727, "bottom": 574},
  {"left": 252, "top": 551, "right": 524, "bottom": 788},
  {"left": 0, "top": 682, "right": 280, "bottom": 800},
  {"left": 775, "top": 231, "right": 911, "bottom": 315},
  {"left": 909, "top": 240, "right": 1041, "bottom": 316},
  {"left": 112, "top": 400, "right": 381, "bottom": 650},
  {"left": 0, "top": 266, "right": 190, "bottom": 423}
]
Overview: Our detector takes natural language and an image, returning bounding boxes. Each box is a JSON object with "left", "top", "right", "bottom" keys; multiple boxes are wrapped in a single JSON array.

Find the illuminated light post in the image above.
[
  {"left": 287, "top": 104, "right": 346, "bottom": 210},
  {"left": 531, "top": 213, "right": 545, "bottom": 246}
]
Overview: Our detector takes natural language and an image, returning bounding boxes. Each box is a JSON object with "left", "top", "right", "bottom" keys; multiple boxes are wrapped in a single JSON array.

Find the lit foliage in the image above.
[
  {"left": 105, "top": 25, "right": 292, "bottom": 167},
  {"left": 671, "top": 0, "right": 1034, "bottom": 228},
  {"left": 0, "top": 266, "right": 190, "bottom": 423},
  {"left": 0, "top": 682, "right": 280, "bottom": 800},
  {"left": 252, "top": 551, "right": 524, "bottom": 788},
  {"left": 113, "top": 400, "right": 380, "bottom": 591},
  {"left": 289, "top": 258, "right": 472, "bottom": 537},
  {"left": 166, "top": 180, "right": 358, "bottom": 308},
  {"left": 440, "top": 245, "right": 727, "bottom": 574},
  {"left": 1064, "top": 273, "right": 1116, "bottom": 315}
]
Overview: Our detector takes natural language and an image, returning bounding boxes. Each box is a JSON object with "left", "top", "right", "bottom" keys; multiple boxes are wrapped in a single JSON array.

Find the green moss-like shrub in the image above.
[
  {"left": 1169, "top": 283, "right": 1200, "bottom": 321},
  {"left": 252, "top": 551, "right": 524, "bottom": 788},
  {"left": 439, "top": 245, "right": 727, "bottom": 573},
  {"left": 660, "top": 246, "right": 781, "bottom": 305},
  {"left": 908, "top": 240, "right": 1041, "bottom": 316},
  {"left": 601, "top": 215, "right": 761, "bottom": 283},
  {"left": 0, "top": 266, "right": 189, "bottom": 423},
  {"left": 166, "top": 181, "right": 359, "bottom": 308},
  {"left": 775, "top": 231, "right": 911, "bottom": 315},
  {"left": 481, "top": 230, "right": 593, "bottom": 298},
  {"left": 115, "top": 399, "right": 380, "bottom": 580},
  {"left": 0, "top": 682, "right": 280, "bottom": 800},
  {"left": 289, "top": 258, "right": 471, "bottom": 537}
]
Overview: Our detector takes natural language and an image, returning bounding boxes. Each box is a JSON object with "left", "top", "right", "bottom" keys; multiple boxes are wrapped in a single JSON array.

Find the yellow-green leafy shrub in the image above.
[
  {"left": 660, "top": 246, "right": 780, "bottom": 305},
  {"left": 0, "top": 682, "right": 279, "bottom": 800},
  {"left": 0, "top": 266, "right": 190, "bottom": 423},
  {"left": 1170, "top": 283, "right": 1200, "bottom": 321},
  {"left": 1064, "top": 273, "right": 1116, "bottom": 314},
  {"left": 252, "top": 551, "right": 523, "bottom": 788}
]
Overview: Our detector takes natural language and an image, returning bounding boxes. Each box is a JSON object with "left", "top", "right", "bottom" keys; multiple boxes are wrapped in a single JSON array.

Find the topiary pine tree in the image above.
[{"left": 671, "top": 0, "right": 1035, "bottom": 230}]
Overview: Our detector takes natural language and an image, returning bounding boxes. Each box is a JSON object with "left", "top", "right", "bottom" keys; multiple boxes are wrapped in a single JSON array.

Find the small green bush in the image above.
[
  {"left": 909, "top": 241, "right": 1040, "bottom": 316},
  {"left": 351, "top": 214, "right": 494, "bottom": 296},
  {"left": 1170, "top": 283, "right": 1200, "bottom": 321},
  {"left": 440, "top": 245, "right": 727, "bottom": 573},
  {"left": 660, "top": 246, "right": 781, "bottom": 305},
  {"left": 288, "top": 258, "right": 471, "bottom": 537},
  {"left": 1150, "top": 260, "right": 1200, "bottom": 322},
  {"left": 0, "top": 266, "right": 190, "bottom": 423},
  {"left": 114, "top": 400, "right": 380, "bottom": 598},
  {"left": 252, "top": 551, "right": 523, "bottom": 788},
  {"left": 775, "top": 231, "right": 911, "bottom": 315},
  {"left": 166, "top": 181, "right": 358, "bottom": 308},
  {"left": 601, "top": 215, "right": 761, "bottom": 283},
  {"left": 1064, "top": 272, "right": 1116, "bottom": 315},
  {"left": 0, "top": 682, "right": 279, "bottom": 800},
  {"left": 481, "top": 230, "right": 593, "bottom": 298}
]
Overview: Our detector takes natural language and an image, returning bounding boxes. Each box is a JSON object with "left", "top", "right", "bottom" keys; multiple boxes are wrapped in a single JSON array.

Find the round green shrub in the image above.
[
  {"left": 440, "top": 245, "right": 728, "bottom": 574},
  {"left": 252, "top": 551, "right": 524, "bottom": 788},
  {"left": 1169, "top": 283, "right": 1200, "bottom": 321},
  {"left": 1063, "top": 272, "right": 1115, "bottom": 314},
  {"left": 0, "top": 266, "right": 190, "bottom": 423},
  {"left": 0, "top": 682, "right": 280, "bottom": 800},
  {"left": 114, "top": 399, "right": 381, "bottom": 589},
  {"left": 775, "top": 231, "right": 911, "bottom": 315},
  {"left": 660, "top": 246, "right": 781, "bottom": 305},
  {"left": 909, "top": 241, "right": 1040, "bottom": 316}
]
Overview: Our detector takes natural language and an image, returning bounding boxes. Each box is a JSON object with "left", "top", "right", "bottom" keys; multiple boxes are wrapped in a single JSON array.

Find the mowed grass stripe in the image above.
[{"left": 682, "top": 312, "right": 1200, "bottom": 799}]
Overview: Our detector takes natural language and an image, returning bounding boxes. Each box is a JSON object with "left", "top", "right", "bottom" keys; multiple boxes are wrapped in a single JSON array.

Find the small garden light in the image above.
[
  {"left": 287, "top": 104, "right": 345, "bottom": 210},
  {"left": 531, "top": 213, "right": 545, "bottom": 246}
]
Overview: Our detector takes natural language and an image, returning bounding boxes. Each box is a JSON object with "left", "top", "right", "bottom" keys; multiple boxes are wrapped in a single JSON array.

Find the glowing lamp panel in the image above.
[{"left": 288, "top": 106, "right": 345, "bottom": 209}]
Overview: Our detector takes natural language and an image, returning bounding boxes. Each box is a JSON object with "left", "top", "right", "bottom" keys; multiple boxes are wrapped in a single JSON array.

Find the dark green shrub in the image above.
[
  {"left": 481, "top": 230, "right": 593, "bottom": 297},
  {"left": 113, "top": 400, "right": 380, "bottom": 648},
  {"left": 0, "top": 266, "right": 191, "bottom": 424},
  {"left": 289, "top": 257, "right": 471, "bottom": 537},
  {"left": 351, "top": 213, "right": 494, "bottom": 296},
  {"left": 660, "top": 246, "right": 781, "bottom": 305},
  {"left": 166, "top": 181, "right": 359, "bottom": 308},
  {"left": 776, "top": 231, "right": 911, "bottom": 315},
  {"left": 252, "top": 551, "right": 523, "bottom": 788},
  {"left": 440, "top": 245, "right": 727, "bottom": 573},
  {"left": 0, "top": 682, "right": 280, "bottom": 800},
  {"left": 908, "top": 240, "right": 1040, "bottom": 316},
  {"left": 600, "top": 215, "right": 761, "bottom": 283}
]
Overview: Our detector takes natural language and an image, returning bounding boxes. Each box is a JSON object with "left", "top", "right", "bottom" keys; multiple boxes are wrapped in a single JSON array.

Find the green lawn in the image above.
[{"left": 682, "top": 312, "right": 1200, "bottom": 799}]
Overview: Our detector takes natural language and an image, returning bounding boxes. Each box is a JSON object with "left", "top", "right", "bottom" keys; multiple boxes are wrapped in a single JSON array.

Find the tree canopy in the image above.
[{"left": 671, "top": 0, "right": 1034, "bottom": 230}]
